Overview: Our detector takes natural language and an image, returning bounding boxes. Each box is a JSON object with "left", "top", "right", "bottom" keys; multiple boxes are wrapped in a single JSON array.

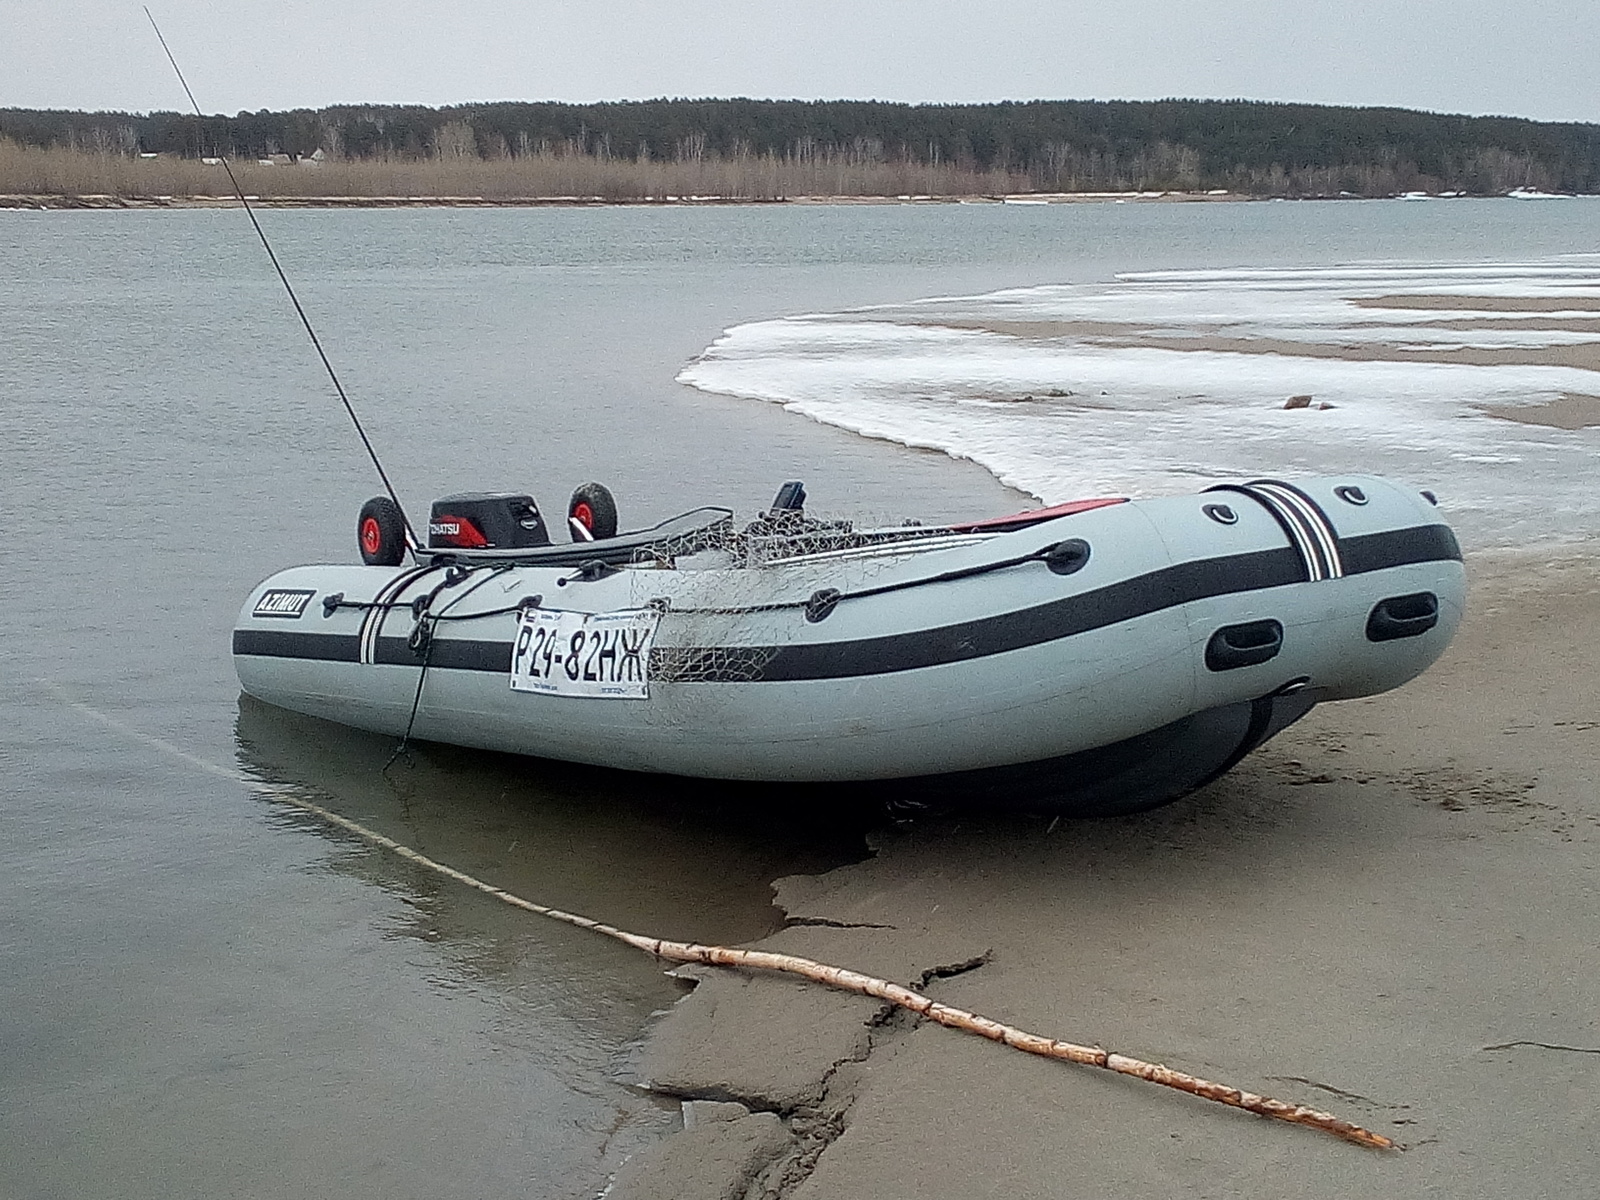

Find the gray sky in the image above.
[{"left": 3, "top": 0, "right": 1597, "bottom": 124}]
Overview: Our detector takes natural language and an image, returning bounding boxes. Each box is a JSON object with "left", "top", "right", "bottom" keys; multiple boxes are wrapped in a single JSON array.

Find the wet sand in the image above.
[
  {"left": 1088, "top": 333, "right": 1600, "bottom": 376},
  {"left": 921, "top": 290, "right": 1600, "bottom": 432},
  {"left": 928, "top": 299, "right": 1600, "bottom": 376},
  {"left": 1480, "top": 392, "right": 1600, "bottom": 430},
  {"left": 1355, "top": 294, "right": 1600, "bottom": 313},
  {"left": 610, "top": 547, "right": 1600, "bottom": 1198}
]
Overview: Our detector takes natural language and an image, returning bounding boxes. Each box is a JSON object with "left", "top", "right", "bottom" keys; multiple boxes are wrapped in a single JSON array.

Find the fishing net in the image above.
[{"left": 635, "top": 509, "right": 995, "bottom": 688}]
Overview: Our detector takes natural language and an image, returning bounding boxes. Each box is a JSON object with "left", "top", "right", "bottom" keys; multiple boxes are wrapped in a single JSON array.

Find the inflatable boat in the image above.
[{"left": 233, "top": 475, "right": 1463, "bottom": 814}]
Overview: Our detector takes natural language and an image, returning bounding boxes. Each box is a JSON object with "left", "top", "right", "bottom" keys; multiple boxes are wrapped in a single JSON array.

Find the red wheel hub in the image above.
[
  {"left": 572, "top": 502, "right": 594, "bottom": 530},
  {"left": 360, "top": 516, "right": 382, "bottom": 555}
]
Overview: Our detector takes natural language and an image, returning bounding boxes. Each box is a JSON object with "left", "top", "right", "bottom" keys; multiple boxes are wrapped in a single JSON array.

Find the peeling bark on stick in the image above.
[{"left": 668, "top": 944, "right": 1394, "bottom": 1150}]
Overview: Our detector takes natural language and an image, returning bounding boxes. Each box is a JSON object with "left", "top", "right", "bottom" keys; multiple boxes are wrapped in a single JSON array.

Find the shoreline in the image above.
[
  {"left": 609, "top": 545, "right": 1600, "bottom": 1199},
  {"left": 0, "top": 190, "right": 1238, "bottom": 211},
  {"left": 4, "top": 190, "right": 1587, "bottom": 211}
]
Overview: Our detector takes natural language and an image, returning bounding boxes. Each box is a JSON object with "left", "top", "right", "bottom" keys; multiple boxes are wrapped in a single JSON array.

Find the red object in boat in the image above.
[{"left": 946, "top": 497, "right": 1127, "bottom": 534}]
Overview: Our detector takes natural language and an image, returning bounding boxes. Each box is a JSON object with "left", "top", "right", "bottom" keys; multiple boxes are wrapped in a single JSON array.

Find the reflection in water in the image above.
[
  {"left": 230, "top": 696, "right": 880, "bottom": 1195},
  {"left": 233, "top": 692, "right": 876, "bottom": 1024}
]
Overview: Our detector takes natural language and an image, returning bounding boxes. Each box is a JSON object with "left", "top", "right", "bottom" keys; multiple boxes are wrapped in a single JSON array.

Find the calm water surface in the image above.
[{"left": 3, "top": 199, "right": 1594, "bottom": 1199}]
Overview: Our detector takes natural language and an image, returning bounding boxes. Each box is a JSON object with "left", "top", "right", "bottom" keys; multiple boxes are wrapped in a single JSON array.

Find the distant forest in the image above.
[{"left": 5, "top": 98, "right": 1600, "bottom": 196}]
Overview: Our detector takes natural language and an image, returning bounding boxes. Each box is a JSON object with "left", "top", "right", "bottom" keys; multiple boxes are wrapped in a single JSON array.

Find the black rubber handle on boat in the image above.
[
  {"left": 1205, "top": 619, "right": 1284, "bottom": 671},
  {"left": 1365, "top": 592, "right": 1439, "bottom": 642}
]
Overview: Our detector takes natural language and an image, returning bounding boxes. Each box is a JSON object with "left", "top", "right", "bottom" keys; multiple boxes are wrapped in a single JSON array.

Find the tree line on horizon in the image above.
[{"left": 4, "top": 97, "right": 1599, "bottom": 196}]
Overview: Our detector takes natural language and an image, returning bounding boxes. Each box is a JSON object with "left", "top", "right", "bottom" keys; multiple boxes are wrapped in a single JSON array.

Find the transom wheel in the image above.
[
  {"left": 567, "top": 482, "right": 618, "bottom": 541},
  {"left": 357, "top": 496, "right": 407, "bottom": 565}
]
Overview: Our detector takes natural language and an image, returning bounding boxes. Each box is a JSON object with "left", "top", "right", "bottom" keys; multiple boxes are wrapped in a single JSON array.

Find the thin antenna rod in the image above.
[{"left": 144, "top": 7, "right": 417, "bottom": 546}]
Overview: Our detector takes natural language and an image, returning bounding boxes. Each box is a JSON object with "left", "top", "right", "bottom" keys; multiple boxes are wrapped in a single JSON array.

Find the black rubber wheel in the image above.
[
  {"left": 567, "top": 482, "right": 618, "bottom": 541},
  {"left": 357, "top": 496, "right": 407, "bottom": 566}
]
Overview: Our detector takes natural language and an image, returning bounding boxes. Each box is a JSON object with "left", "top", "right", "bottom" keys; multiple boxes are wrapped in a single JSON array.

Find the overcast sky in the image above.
[{"left": 3, "top": 0, "right": 1597, "bottom": 124}]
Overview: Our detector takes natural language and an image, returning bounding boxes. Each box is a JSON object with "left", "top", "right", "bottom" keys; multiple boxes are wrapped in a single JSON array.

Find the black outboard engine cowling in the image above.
[{"left": 428, "top": 492, "right": 550, "bottom": 550}]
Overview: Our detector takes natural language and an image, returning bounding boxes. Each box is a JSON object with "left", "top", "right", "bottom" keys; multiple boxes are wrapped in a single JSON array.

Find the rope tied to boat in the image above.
[{"left": 387, "top": 564, "right": 517, "bottom": 765}]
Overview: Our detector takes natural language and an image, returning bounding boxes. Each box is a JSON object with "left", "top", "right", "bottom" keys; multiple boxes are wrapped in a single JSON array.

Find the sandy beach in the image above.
[
  {"left": 602, "top": 546, "right": 1599, "bottom": 1198},
  {"left": 603, "top": 280, "right": 1600, "bottom": 1198}
]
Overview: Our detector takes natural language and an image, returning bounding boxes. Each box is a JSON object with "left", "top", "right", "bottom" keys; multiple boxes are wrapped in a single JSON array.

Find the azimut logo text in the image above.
[{"left": 253, "top": 589, "right": 315, "bottom": 618}]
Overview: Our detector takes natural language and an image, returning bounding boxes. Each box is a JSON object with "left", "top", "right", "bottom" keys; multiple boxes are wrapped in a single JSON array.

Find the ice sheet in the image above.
[{"left": 678, "top": 261, "right": 1600, "bottom": 548}]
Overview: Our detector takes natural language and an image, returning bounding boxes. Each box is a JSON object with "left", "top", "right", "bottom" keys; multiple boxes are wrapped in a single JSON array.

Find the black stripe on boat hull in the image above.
[
  {"left": 1340, "top": 523, "right": 1460, "bottom": 575},
  {"left": 373, "top": 637, "right": 510, "bottom": 671},
  {"left": 233, "top": 524, "right": 1461, "bottom": 682},
  {"left": 233, "top": 630, "right": 362, "bottom": 662},
  {"left": 709, "top": 546, "right": 1304, "bottom": 683}
]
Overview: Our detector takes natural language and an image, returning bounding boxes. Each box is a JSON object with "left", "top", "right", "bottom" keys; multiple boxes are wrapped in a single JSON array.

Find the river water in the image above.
[{"left": 2, "top": 198, "right": 1596, "bottom": 1199}]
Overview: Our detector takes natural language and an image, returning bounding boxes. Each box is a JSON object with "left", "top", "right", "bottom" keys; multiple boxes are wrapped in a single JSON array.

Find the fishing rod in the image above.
[{"left": 144, "top": 7, "right": 418, "bottom": 548}]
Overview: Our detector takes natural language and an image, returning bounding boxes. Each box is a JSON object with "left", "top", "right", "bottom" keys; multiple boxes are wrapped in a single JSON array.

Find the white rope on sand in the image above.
[{"left": 53, "top": 686, "right": 1395, "bottom": 1150}]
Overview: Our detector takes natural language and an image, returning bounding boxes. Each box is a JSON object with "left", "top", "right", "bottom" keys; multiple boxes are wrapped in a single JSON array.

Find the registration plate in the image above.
[{"left": 509, "top": 607, "right": 660, "bottom": 699}]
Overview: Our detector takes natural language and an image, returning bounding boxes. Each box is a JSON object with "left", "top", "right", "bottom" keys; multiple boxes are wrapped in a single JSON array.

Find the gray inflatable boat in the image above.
[{"left": 233, "top": 475, "right": 1463, "bottom": 814}]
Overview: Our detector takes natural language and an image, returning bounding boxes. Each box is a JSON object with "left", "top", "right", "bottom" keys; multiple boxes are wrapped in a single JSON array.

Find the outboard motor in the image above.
[
  {"left": 748, "top": 479, "right": 810, "bottom": 535},
  {"left": 769, "top": 480, "right": 806, "bottom": 515},
  {"left": 427, "top": 492, "right": 550, "bottom": 550}
]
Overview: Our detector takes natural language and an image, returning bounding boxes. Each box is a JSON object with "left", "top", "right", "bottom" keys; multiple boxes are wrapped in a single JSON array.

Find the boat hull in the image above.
[{"left": 234, "top": 476, "right": 1464, "bottom": 812}]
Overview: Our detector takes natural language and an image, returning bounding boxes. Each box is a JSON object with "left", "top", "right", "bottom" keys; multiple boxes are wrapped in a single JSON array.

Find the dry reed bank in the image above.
[{"left": 0, "top": 141, "right": 1043, "bottom": 204}]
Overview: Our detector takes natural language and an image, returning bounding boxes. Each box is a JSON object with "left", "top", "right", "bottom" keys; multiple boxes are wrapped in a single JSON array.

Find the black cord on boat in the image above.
[
  {"left": 326, "top": 594, "right": 539, "bottom": 622},
  {"left": 145, "top": 8, "right": 417, "bottom": 548},
  {"left": 667, "top": 538, "right": 1092, "bottom": 619},
  {"left": 425, "top": 596, "right": 542, "bottom": 621},
  {"left": 385, "top": 623, "right": 437, "bottom": 774},
  {"left": 383, "top": 564, "right": 511, "bottom": 770}
]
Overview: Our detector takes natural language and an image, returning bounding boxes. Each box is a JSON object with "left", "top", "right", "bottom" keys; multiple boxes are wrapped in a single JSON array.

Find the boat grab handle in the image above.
[
  {"left": 1205, "top": 619, "right": 1284, "bottom": 671},
  {"left": 1365, "top": 592, "right": 1438, "bottom": 642}
]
